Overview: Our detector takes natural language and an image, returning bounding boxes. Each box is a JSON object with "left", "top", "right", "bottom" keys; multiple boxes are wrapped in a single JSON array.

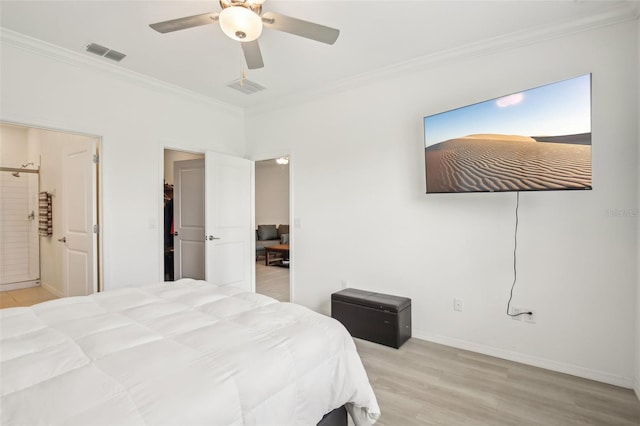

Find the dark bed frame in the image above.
[{"left": 317, "top": 405, "right": 347, "bottom": 426}]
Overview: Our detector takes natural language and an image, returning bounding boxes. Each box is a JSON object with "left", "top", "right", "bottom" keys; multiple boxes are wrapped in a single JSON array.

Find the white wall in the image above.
[
  {"left": 1, "top": 32, "right": 245, "bottom": 291},
  {"left": 246, "top": 21, "right": 639, "bottom": 387},
  {"left": 255, "top": 159, "right": 289, "bottom": 226}
]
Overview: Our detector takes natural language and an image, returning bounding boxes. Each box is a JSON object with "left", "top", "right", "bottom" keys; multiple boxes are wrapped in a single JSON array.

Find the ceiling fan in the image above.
[{"left": 149, "top": 0, "right": 340, "bottom": 70}]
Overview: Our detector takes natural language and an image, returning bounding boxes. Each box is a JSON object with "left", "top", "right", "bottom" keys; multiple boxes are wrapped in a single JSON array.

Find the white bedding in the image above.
[{"left": 0, "top": 279, "right": 380, "bottom": 425}]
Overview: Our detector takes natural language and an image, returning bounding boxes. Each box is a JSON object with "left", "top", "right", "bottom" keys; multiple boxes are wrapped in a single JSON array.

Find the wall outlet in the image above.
[
  {"left": 453, "top": 298, "right": 463, "bottom": 312},
  {"left": 523, "top": 309, "right": 536, "bottom": 324},
  {"left": 510, "top": 306, "right": 523, "bottom": 321}
]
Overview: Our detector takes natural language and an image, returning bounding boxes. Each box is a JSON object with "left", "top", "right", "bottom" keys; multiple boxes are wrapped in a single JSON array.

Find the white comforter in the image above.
[{"left": 0, "top": 279, "right": 380, "bottom": 425}]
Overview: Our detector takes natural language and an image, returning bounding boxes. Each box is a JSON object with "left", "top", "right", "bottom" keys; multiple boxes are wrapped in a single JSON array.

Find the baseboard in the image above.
[
  {"left": 634, "top": 378, "right": 640, "bottom": 402},
  {"left": 413, "top": 329, "right": 634, "bottom": 389},
  {"left": 0, "top": 280, "right": 39, "bottom": 291},
  {"left": 40, "top": 282, "right": 64, "bottom": 298}
]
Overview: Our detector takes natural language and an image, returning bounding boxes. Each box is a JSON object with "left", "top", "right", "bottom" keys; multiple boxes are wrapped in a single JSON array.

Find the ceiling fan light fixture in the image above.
[{"left": 219, "top": 6, "right": 263, "bottom": 42}]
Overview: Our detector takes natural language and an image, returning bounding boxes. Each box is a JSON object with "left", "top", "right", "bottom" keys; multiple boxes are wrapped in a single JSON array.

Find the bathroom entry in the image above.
[
  {"left": 0, "top": 122, "right": 100, "bottom": 297},
  {"left": 163, "top": 149, "right": 205, "bottom": 280}
]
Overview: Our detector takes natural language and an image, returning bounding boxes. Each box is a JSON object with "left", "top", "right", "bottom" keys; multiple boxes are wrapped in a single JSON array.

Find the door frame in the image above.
[
  {"left": 251, "top": 151, "right": 294, "bottom": 302},
  {"left": 158, "top": 146, "right": 206, "bottom": 282},
  {"left": 0, "top": 119, "right": 103, "bottom": 294},
  {"left": 159, "top": 147, "right": 257, "bottom": 293}
]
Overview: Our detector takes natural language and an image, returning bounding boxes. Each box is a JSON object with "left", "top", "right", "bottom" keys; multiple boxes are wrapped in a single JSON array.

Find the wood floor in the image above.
[
  {"left": 355, "top": 337, "right": 640, "bottom": 425},
  {"left": 3, "top": 276, "right": 639, "bottom": 425},
  {"left": 255, "top": 259, "right": 289, "bottom": 302},
  {"left": 252, "top": 262, "right": 640, "bottom": 424},
  {"left": 0, "top": 286, "right": 58, "bottom": 308}
]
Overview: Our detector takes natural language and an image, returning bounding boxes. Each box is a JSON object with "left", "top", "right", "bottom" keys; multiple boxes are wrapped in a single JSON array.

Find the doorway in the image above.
[
  {"left": 163, "top": 149, "right": 205, "bottom": 281},
  {"left": 254, "top": 157, "right": 290, "bottom": 302},
  {"left": 0, "top": 122, "right": 100, "bottom": 305},
  {"left": 162, "top": 149, "right": 254, "bottom": 292}
]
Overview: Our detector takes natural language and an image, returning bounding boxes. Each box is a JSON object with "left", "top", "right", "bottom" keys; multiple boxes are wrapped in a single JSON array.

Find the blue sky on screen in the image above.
[{"left": 424, "top": 74, "right": 591, "bottom": 147}]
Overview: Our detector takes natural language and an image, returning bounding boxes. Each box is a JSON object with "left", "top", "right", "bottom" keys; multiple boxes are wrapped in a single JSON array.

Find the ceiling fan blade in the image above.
[
  {"left": 241, "top": 40, "right": 264, "bottom": 69},
  {"left": 262, "top": 12, "right": 339, "bottom": 45},
  {"left": 150, "top": 12, "right": 219, "bottom": 34}
]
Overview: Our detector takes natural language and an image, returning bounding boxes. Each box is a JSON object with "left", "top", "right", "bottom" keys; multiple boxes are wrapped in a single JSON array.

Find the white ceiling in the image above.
[{"left": 1, "top": 1, "right": 637, "bottom": 109}]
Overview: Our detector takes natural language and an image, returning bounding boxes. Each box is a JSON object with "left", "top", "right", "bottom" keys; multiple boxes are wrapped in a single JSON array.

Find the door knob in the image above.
[
  {"left": 57, "top": 237, "right": 66, "bottom": 243},
  {"left": 207, "top": 235, "right": 220, "bottom": 240},
  {"left": 173, "top": 232, "right": 179, "bottom": 236}
]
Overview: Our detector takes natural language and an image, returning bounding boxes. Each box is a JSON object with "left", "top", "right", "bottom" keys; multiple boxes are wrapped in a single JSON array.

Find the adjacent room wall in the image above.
[
  {"left": 255, "top": 159, "right": 289, "bottom": 227},
  {"left": 635, "top": 15, "right": 640, "bottom": 400},
  {"left": 164, "top": 149, "right": 204, "bottom": 185},
  {"left": 246, "top": 21, "right": 639, "bottom": 387},
  {"left": 0, "top": 124, "right": 28, "bottom": 166},
  {"left": 1, "top": 32, "right": 245, "bottom": 290}
]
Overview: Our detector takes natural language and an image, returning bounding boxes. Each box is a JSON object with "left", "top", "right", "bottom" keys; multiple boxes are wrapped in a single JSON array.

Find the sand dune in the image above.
[
  {"left": 462, "top": 134, "right": 538, "bottom": 143},
  {"left": 532, "top": 132, "right": 591, "bottom": 145},
  {"left": 425, "top": 135, "right": 592, "bottom": 193}
]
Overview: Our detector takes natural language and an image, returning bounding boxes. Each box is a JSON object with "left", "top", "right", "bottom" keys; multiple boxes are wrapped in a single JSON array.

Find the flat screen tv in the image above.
[{"left": 423, "top": 74, "right": 592, "bottom": 194}]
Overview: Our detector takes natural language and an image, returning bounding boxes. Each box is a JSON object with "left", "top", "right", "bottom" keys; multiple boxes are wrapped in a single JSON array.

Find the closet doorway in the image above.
[
  {"left": 254, "top": 157, "right": 290, "bottom": 302},
  {"left": 0, "top": 122, "right": 100, "bottom": 305},
  {"left": 163, "top": 149, "right": 205, "bottom": 281}
]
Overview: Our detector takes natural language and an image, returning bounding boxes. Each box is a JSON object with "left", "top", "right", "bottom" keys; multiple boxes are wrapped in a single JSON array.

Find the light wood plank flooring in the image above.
[
  {"left": 252, "top": 263, "right": 639, "bottom": 424},
  {"left": 0, "top": 286, "right": 58, "bottom": 308},
  {"left": 256, "top": 260, "right": 289, "bottom": 302},
  {"left": 355, "top": 337, "right": 640, "bottom": 425}
]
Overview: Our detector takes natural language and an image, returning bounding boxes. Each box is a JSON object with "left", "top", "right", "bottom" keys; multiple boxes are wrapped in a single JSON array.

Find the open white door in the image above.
[
  {"left": 61, "top": 136, "right": 98, "bottom": 296},
  {"left": 205, "top": 151, "right": 254, "bottom": 292},
  {"left": 173, "top": 159, "right": 205, "bottom": 280}
]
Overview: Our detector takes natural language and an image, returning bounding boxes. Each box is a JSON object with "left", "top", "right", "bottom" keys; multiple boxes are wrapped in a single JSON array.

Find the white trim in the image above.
[
  {"left": 158, "top": 146, "right": 167, "bottom": 283},
  {"left": 288, "top": 152, "right": 294, "bottom": 304},
  {"left": 413, "top": 329, "right": 635, "bottom": 389},
  {"left": 40, "top": 281, "right": 64, "bottom": 298},
  {"left": 635, "top": 379, "right": 640, "bottom": 402},
  {"left": 3, "top": 2, "right": 637, "bottom": 116},
  {"left": 249, "top": 150, "right": 291, "bottom": 163},
  {"left": 0, "top": 28, "right": 243, "bottom": 115},
  {"left": 1, "top": 280, "right": 40, "bottom": 292},
  {"left": 249, "top": 160, "right": 256, "bottom": 294},
  {"left": 245, "top": 1, "right": 640, "bottom": 114}
]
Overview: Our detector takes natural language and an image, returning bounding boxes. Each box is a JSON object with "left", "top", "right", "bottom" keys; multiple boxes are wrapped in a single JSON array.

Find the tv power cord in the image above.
[{"left": 506, "top": 191, "right": 533, "bottom": 318}]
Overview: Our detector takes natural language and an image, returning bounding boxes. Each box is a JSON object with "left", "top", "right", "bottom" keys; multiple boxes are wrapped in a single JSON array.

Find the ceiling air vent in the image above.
[
  {"left": 85, "top": 43, "right": 127, "bottom": 62},
  {"left": 227, "top": 78, "right": 266, "bottom": 95}
]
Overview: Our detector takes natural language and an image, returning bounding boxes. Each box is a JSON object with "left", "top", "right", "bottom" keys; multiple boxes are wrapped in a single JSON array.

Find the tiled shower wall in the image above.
[{"left": 0, "top": 171, "right": 39, "bottom": 288}]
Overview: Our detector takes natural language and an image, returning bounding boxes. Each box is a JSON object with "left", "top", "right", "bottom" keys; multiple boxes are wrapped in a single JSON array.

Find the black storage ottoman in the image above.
[{"left": 331, "top": 288, "right": 411, "bottom": 349}]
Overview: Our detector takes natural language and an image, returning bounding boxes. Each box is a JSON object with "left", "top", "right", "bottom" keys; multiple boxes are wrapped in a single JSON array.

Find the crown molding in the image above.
[
  {"left": 0, "top": 27, "right": 244, "bottom": 115},
  {"left": 245, "top": 1, "right": 640, "bottom": 115},
  {"left": 2, "top": 1, "right": 637, "bottom": 117}
]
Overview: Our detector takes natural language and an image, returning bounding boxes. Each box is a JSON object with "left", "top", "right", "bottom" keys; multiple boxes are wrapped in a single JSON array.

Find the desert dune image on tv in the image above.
[{"left": 424, "top": 74, "right": 592, "bottom": 193}]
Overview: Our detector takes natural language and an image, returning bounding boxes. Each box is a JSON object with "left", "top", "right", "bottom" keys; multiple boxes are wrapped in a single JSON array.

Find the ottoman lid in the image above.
[{"left": 332, "top": 288, "right": 411, "bottom": 312}]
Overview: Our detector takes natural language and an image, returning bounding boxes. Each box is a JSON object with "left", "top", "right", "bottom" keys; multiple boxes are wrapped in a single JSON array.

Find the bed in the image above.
[{"left": 0, "top": 279, "right": 380, "bottom": 425}]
